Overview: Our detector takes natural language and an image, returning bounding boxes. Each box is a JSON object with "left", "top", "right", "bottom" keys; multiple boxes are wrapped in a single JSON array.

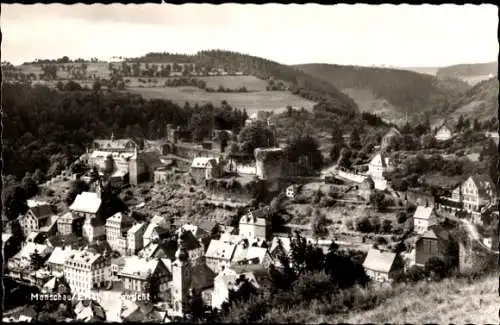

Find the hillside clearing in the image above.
[
  {"left": 129, "top": 86, "right": 316, "bottom": 113},
  {"left": 340, "top": 87, "right": 403, "bottom": 124}
]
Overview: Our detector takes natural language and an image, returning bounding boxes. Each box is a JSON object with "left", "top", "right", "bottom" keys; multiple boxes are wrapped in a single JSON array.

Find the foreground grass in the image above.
[
  {"left": 337, "top": 274, "right": 498, "bottom": 324},
  {"left": 260, "top": 273, "right": 498, "bottom": 324}
]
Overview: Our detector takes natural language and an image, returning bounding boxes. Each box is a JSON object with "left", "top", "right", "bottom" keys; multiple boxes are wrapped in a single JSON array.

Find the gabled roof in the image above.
[
  {"left": 119, "top": 256, "right": 169, "bottom": 280},
  {"left": 468, "top": 175, "right": 496, "bottom": 198},
  {"left": 362, "top": 249, "right": 398, "bottom": 273},
  {"left": 145, "top": 239, "right": 177, "bottom": 260},
  {"left": 240, "top": 208, "right": 269, "bottom": 226},
  {"left": 14, "top": 242, "right": 51, "bottom": 260},
  {"left": 143, "top": 222, "right": 160, "bottom": 239},
  {"left": 205, "top": 239, "right": 237, "bottom": 260},
  {"left": 150, "top": 215, "right": 169, "bottom": 228},
  {"left": 106, "top": 212, "right": 135, "bottom": 229},
  {"left": 191, "top": 262, "right": 216, "bottom": 291},
  {"left": 197, "top": 220, "right": 219, "bottom": 234},
  {"left": 27, "top": 205, "right": 54, "bottom": 220},
  {"left": 69, "top": 192, "right": 102, "bottom": 214},
  {"left": 46, "top": 246, "right": 74, "bottom": 265},
  {"left": 179, "top": 230, "right": 202, "bottom": 251},
  {"left": 2, "top": 233, "right": 12, "bottom": 243},
  {"left": 369, "top": 152, "right": 389, "bottom": 168},
  {"left": 413, "top": 206, "right": 435, "bottom": 220},
  {"left": 128, "top": 222, "right": 147, "bottom": 236},
  {"left": 75, "top": 300, "right": 106, "bottom": 322},
  {"left": 191, "top": 157, "right": 217, "bottom": 168},
  {"left": 94, "top": 138, "right": 137, "bottom": 150},
  {"left": 66, "top": 250, "right": 102, "bottom": 266},
  {"left": 269, "top": 236, "right": 292, "bottom": 256}
]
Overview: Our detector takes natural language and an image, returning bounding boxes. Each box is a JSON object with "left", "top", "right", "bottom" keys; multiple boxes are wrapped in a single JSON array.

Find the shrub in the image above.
[
  {"left": 376, "top": 236, "right": 387, "bottom": 245},
  {"left": 425, "top": 257, "right": 448, "bottom": 280},
  {"left": 382, "top": 219, "right": 392, "bottom": 233},
  {"left": 396, "top": 212, "right": 408, "bottom": 224},
  {"left": 356, "top": 216, "right": 373, "bottom": 233}
]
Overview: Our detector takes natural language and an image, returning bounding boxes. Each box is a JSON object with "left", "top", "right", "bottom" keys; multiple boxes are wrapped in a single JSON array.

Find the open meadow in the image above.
[{"left": 129, "top": 86, "right": 316, "bottom": 113}]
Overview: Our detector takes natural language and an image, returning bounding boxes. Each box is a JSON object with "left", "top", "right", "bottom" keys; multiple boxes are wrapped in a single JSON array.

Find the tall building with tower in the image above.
[{"left": 170, "top": 238, "right": 192, "bottom": 318}]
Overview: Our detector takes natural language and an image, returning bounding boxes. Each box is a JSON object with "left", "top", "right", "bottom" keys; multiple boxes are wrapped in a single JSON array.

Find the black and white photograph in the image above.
[{"left": 1, "top": 3, "right": 499, "bottom": 323}]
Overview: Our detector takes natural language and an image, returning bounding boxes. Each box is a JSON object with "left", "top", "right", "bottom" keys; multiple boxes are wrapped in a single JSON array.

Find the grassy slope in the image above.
[
  {"left": 129, "top": 86, "right": 316, "bottom": 114},
  {"left": 294, "top": 63, "right": 470, "bottom": 124},
  {"left": 341, "top": 274, "right": 498, "bottom": 324},
  {"left": 267, "top": 273, "right": 498, "bottom": 324},
  {"left": 447, "top": 77, "right": 499, "bottom": 121}
]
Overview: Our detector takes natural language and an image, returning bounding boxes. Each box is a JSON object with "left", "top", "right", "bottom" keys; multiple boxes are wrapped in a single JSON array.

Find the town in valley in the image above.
[{"left": 2, "top": 4, "right": 499, "bottom": 324}]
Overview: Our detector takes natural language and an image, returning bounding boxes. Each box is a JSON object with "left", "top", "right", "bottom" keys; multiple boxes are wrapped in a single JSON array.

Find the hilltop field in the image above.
[{"left": 129, "top": 84, "right": 316, "bottom": 114}]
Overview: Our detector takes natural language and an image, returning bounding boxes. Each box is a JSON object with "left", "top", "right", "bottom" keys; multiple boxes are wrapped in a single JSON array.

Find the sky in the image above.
[{"left": 1, "top": 4, "right": 498, "bottom": 67}]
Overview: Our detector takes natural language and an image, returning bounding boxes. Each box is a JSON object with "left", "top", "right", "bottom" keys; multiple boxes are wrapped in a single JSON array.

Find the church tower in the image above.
[{"left": 171, "top": 237, "right": 192, "bottom": 317}]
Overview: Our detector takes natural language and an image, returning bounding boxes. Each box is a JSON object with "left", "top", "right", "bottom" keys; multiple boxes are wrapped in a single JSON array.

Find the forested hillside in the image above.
[
  {"left": 294, "top": 63, "right": 470, "bottom": 123},
  {"left": 446, "top": 77, "right": 499, "bottom": 121},
  {"left": 436, "top": 61, "right": 497, "bottom": 79},
  {"left": 128, "top": 50, "right": 359, "bottom": 114},
  {"left": 2, "top": 84, "right": 249, "bottom": 180}
]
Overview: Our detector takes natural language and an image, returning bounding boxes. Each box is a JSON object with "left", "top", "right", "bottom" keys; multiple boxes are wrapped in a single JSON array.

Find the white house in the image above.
[
  {"left": 413, "top": 206, "right": 438, "bottom": 234},
  {"left": 205, "top": 240, "right": 237, "bottom": 274},
  {"left": 63, "top": 249, "right": 111, "bottom": 295},
  {"left": 238, "top": 207, "right": 269, "bottom": 241},
  {"left": 366, "top": 152, "right": 391, "bottom": 180},
  {"left": 286, "top": 185, "right": 298, "bottom": 199},
  {"left": 362, "top": 248, "right": 403, "bottom": 283},
  {"left": 211, "top": 265, "right": 266, "bottom": 310},
  {"left": 434, "top": 124, "right": 453, "bottom": 141},
  {"left": 126, "top": 222, "right": 147, "bottom": 256}
]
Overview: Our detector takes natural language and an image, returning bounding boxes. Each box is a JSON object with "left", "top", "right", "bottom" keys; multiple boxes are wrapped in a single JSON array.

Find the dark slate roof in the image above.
[
  {"left": 29, "top": 205, "right": 54, "bottom": 219},
  {"left": 180, "top": 230, "right": 202, "bottom": 251},
  {"left": 191, "top": 262, "right": 216, "bottom": 291},
  {"left": 198, "top": 220, "right": 219, "bottom": 234}
]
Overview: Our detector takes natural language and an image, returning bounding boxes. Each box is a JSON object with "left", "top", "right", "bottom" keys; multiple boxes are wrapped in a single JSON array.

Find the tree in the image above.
[
  {"left": 311, "top": 209, "right": 329, "bottom": 239},
  {"left": 30, "top": 249, "right": 45, "bottom": 270},
  {"left": 21, "top": 173, "right": 39, "bottom": 198},
  {"left": 329, "top": 143, "right": 342, "bottom": 162},
  {"left": 397, "top": 211, "right": 408, "bottom": 224},
  {"left": 369, "top": 191, "right": 387, "bottom": 212},
  {"left": 456, "top": 115, "right": 463, "bottom": 131},
  {"left": 188, "top": 289, "right": 205, "bottom": 321},
  {"left": 424, "top": 257, "right": 448, "bottom": 280},
  {"left": 144, "top": 273, "right": 161, "bottom": 302},
  {"left": 286, "top": 133, "right": 323, "bottom": 171},
  {"left": 32, "top": 169, "right": 46, "bottom": 184},
  {"left": 349, "top": 128, "right": 361, "bottom": 150},
  {"left": 65, "top": 180, "right": 90, "bottom": 206},
  {"left": 382, "top": 219, "right": 392, "bottom": 233},
  {"left": 355, "top": 216, "right": 372, "bottom": 233},
  {"left": 421, "top": 134, "right": 436, "bottom": 149},
  {"left": 238, "top": 121, "right": 274, "bottom": 156},
  {"left": 3, "top": 186, "right": 28, "bottom": 220},
  {"left": 92, "top": 79, "right": 102, "bottom": 91},
  {"left": 337, "top": 147, "right": 352, "bottom": 169},
  {"left": 218, "top": 130, "right": 230, "bottom": 153}
]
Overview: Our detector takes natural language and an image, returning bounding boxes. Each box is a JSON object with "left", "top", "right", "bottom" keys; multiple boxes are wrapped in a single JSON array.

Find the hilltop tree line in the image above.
[{"left": 128, "top": 50, "right": 359, "bottom": 113}]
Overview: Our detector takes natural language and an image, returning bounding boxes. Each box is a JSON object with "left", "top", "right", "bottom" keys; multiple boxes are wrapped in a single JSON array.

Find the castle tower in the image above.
[{"left": 171, "top": 238, "right": 192, "bottom": 317}]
